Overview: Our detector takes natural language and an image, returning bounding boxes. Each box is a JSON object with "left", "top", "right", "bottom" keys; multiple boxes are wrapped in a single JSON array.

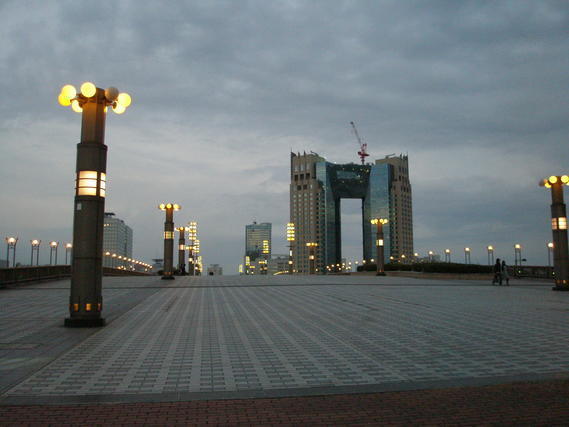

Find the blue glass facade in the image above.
[{"left": 315, "top": 161, "right": 391, "bottom": 266}]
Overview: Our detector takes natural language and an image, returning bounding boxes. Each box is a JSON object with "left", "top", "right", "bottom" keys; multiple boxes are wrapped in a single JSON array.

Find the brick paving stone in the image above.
[{"left": 0, "top": 379, "right": 568, "bottom": 425}]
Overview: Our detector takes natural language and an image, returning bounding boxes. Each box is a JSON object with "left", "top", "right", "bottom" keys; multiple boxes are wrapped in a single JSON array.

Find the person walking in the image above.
[
  {"left": 492, "top": 258, "right": 502, "bottom": 285},
  {"left": 502, "top": 260, "right": 510, "bottom": 286}
]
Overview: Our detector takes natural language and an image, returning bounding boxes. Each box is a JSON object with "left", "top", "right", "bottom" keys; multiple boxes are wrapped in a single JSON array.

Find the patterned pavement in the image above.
[{"left": 1, "top": 274, "right": 568, "bottom": 405}]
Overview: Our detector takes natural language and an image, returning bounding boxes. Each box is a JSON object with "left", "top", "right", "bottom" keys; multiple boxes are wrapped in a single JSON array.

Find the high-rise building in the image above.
[
  {"left": 290, "top": 152, "right": 413, "bottom": 273},
  {"left": 103, "top": 212, "right": 133, "bottom": 267},
  {"left": 245, "top": 222, "right": 271, "bottom": 262}
]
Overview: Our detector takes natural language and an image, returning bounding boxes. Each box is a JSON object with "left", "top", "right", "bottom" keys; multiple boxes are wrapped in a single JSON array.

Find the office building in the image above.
[
  {"left": 245, "top": 222, "right": 271, "bottom": 263},
  {"left": 290, "top": 151, "right": 413, "bottom": 273},
  {"left": 103, "top": 212, "right": 133, "bottom": 268}
]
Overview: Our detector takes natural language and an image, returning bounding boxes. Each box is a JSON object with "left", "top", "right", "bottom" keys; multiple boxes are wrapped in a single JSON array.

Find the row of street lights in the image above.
[
  {"left": 157, "top": 204, "right": 202, "bottom": 279},
  {"left": 4, "top": 238, "right": 72, "bottom": 267},
  {"left": 103, "top": 252, "right": 152, "bottom": 271}
]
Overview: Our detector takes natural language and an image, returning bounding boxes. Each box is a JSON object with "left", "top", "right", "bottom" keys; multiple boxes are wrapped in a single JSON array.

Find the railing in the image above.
[{"left": 0, "top": 266, "right": 153, "bottom": 287}]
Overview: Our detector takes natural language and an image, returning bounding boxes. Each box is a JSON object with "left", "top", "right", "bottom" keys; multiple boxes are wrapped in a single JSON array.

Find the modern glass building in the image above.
[
  {"left": 102, "top": 212, "right": 133, "bottom": 268},
  {"left": 245, "top": 222, "right": 271, "bottom": 262},
  {"left": 290, "top": 152, "right": 413, "bottom": 273}
]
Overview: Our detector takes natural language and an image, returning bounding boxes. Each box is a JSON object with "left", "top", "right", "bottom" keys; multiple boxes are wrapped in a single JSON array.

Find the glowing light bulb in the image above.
[
  {"left": 71, "top": 99, "right": 82, "bottom": 113},
  {"left": 80, "top": 82, "right": 97, "bottom": 98},
  {"left": 117, "top": 92, "right": 131, "bottom": 107}
]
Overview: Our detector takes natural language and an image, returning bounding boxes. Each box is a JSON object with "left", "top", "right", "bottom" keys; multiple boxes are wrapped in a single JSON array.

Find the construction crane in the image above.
[{"left": 350, "top": 121, "right": 369, "bottom": 165}]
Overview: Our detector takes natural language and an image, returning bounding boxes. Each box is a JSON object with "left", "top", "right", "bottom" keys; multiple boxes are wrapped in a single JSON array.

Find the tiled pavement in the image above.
[{"left": 1, "top": 274, "right": 569, "bottom": 423}]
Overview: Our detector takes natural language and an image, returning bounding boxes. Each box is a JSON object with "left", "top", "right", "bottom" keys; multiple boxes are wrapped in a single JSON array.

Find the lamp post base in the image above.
[
  {"left": 64, "top": 317, "right": 106, "bottom": 328},
  {"left": 376, "top": 272, "right": 386, "bottom": 276},
  {"left": 161, "top": 275, "right": 175, "bottom": 280}
]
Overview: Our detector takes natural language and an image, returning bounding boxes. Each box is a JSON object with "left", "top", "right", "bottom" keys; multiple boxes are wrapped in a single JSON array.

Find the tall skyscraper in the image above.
[
  {"left": 290, "top": 152, "right": 413, "bottom": 273},
  {"left": 103, "top": 212, "right": 133, "bottom": 267},
  {"left": 245, "top": 222, "right": 271, "bottom": 262}
]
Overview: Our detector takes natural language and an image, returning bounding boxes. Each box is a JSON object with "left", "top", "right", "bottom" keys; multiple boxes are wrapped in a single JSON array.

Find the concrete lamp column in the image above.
[
  {"left": 287, "top": 223, "right": 295, "bottom": 275},
  {"left": 306, "top": 242, "right": 318, "bottom": 275},
  {"left": 176, "top": 226, "right": 187, "bottom": 275},
  {"left": 371, "top": 218, "right": 388, "bottom": 276},
  {"left": 58, "top": 82, "right": 131, "bottom": 327},
  {"left": 159, "top": 203, "right": 180, "bottom": 280},
  {"left": 540, "top": 175, "right": 569, "bottom": 290}
]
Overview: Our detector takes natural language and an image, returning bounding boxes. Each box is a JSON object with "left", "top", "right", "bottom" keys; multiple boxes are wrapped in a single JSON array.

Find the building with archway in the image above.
[{"left": 290, "top": 151, "right": 413, "bottom": 273}]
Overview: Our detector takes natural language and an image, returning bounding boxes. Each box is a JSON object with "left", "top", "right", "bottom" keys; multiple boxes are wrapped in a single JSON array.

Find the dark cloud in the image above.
[{"left": 1, "top": 0, "right": 568, "bottom": 272}]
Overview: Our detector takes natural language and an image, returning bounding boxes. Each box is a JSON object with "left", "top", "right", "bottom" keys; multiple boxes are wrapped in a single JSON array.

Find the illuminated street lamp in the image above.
[
  {"left": 444, "top": 249, "right": 451, "bottom": 263},
  {"left": 464, "top": 247, "right": 471, "bottom": 264},
  {"left": 547, "top": 242, "right": 554, "bottom": 268},
  {"left": 540, "top": 175, "right": 569, "bottom": 290},
  {"left": 158, "top": 203, "right": 180, "bottom": 280},
  {"left": 65, "top": 243, "right": 73, "bottom": 265},
  {"left": 487, "top": 245, "right": 494, "bottom": 265},
  {"left": 370, "top": 218, "right": 388, "bottom": 276},
  {"left": 428, "top": 250, "right": 434, "bottom": 263},
  {"left": 30, "top": 239, "right": 41, "bottom": 266},
  {"left": 5, "top": 237, "right": 18, "bottom": 267},
  {"left": 187, "top": 221, "right": 197, "bottom": 276},
  {"left": 111, "top": 253, "right": 117, "bottom": 269},
  {"left": 287, "top": 223, "right": 295, "bottom": 275},
  {"left": 49, "top": 241, "right": 59, "bottom": 265},
  {"left": 176, "top": 226, "right": 187, "bottom": 275},
  {"left": 514, "top": 244, "right": 522, "bottom": 267},
  {"left": 414, "top": 252, "right": 419, "bottom": 263},
  {"left": 306, "top": 242, "right": 318, "bottom": 275},
  {"left": 59, "top": 82, "right": 131, "bottom": 327}
]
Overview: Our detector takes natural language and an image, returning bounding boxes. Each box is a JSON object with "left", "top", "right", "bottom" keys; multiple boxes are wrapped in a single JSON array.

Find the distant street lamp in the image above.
[
  {"left": 176, "top": 226, "right": 187, "bottom": 275},
  {"left": 59, "top": 82, "right": 131, "bottom": 328},
  {"left": 187, "top": 221, "right": 197, "bottom": 276},
  {"left": 444, "top": 249, "right": 451, "bottom": 263},
  {"left": 464, "top": 247, "right": 471, "bottom": 264},
  {"left": 414, "top": 252, "right": 419, "bottom": 263},
  {"left": 514, "top": 244, "right": 522, "bottom": 266},
  {"left": 287, "top": 223, "right": 295, "bottom": 274},
  {"left": 370, "top": 218, "right": 388, "bottom": 276},
  {"left": 547, "top": 242, "right": 554, "bottom": 268},
  {"left": 65, "top": 243, "right": 73, "bottom": 265},
  {"left": 428, "top": 250, "right": 434, "bottom": 263},
  {"left": 306, "top": 242, "right": 318, "bottom": 275},
  {"left": 49, "top": 241, "right": 59, "bottom": 265},
  {"left": 158, "top": 203, "right": 180, "bottom": 280},
  {"left": 31, "top": 240, "right": 41, "bottom": 266},
  {"left": 112, "top": 253, "right": 117, "bottom": 269},
  {"left": 487, "top": 245, "right": 494, "bottom": 265},
  {"left": 5, "top": 237, "right": 18, "bottom": 267},
  {"left": 540, "top": 175, "right": 569, "bottom": 290}
]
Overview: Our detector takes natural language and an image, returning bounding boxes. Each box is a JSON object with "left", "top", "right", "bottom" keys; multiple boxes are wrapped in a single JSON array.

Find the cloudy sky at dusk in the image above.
[{"left": 1, "top": 0, "right": 568, "bottom": 272}]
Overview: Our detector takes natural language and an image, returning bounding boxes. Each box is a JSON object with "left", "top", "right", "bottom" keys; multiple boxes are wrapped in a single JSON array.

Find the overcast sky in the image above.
[{"left": 1, "top": 0, "right": 568, "bottom": 273}]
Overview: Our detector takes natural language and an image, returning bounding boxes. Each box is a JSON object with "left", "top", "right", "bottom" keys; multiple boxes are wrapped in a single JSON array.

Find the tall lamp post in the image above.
[
  {"left": 513, "top": 244, "right": 521, "bottom": 266},
  {"left": 187, "top": 221, "right": 197, "bottom": 276},
  {"left": 158, "top": 203, "right": 180, "bottom": 280},
  {"left": 286, "top": 223, "right": 295, "bottom": 274},
  {"left": 49, "top": 241, "right": 59, "bottom": 265},
  {"left": 428, "top": 250, "right": 434, "bottom": 263},
  {"left": 5, "top": 237, "right": 18, "bottom": 267},
  {"left": 444, "top": 249, "right": 451, "bottom": 263},
  {"left": 31, "top": 240, "right": 41, "bottom": 266},
  {"left": 176, "top": 226, "right": 187, "bottom": 275},
  {"left": 59, "top": 82, "right": 131, "bottom": 328},
  {"left": 370, "top": 218, "right": 388, "bottom": 276},
  {"left": 65, "top": 243, "right": 73, "bottom": 265},
  {"left": 547, "top": 242, "right": 554, "bottom": 268},
  {"left": 464, "top": 247, "right": 471, "bottom": 264},
  {"left": 262, "top": 239, "right": 270, "bottom": 275},
  {"left": 487, "top": 245, "right": 494, "bottom": 265},
  {"left": 540, "top": 175, "right": 569, "bottom": 290},
  {"left": 306, "top": 242, "right": 318, "bottom": 274}
]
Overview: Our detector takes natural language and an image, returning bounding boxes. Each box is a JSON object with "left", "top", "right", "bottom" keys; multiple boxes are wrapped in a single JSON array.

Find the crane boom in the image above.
[{"left": 350, "top": 121, "right": 369, "bottom": 164}]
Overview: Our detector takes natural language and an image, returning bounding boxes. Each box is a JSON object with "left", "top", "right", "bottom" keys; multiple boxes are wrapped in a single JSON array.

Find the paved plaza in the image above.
[{"left": 1, "top": 274, "right": 569, "bottom": 410}]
